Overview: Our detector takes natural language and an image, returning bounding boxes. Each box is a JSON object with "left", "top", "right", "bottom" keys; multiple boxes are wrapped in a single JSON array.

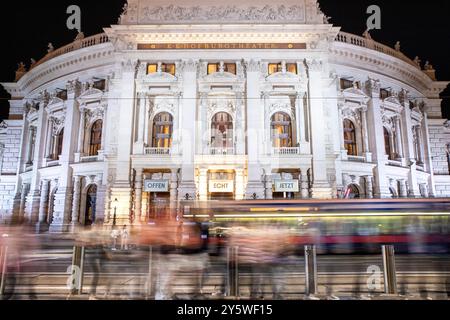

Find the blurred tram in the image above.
[{"left": 181, "top": 199, "right": 450, "bottom": 255}]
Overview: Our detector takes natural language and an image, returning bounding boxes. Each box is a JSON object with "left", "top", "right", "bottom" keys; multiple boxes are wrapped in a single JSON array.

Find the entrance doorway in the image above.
[
  {"left": 208, "top": 170, "right": 235, "bottom": 200},
  {"left": 146, "top": 192, "right": 170, "bottom": 220},
  {"left": 85, "top": 184, "right": 97, "bottom": 226}
]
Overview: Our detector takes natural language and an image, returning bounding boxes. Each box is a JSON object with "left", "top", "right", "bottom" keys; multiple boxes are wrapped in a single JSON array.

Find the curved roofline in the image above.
[{"left": 14, "top": 29, "right": 438, "bottom": 86}]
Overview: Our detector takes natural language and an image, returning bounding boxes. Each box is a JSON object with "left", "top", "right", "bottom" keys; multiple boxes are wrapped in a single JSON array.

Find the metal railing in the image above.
[{"left": 144, "top": 147, "right": 171, "bottom": 155}]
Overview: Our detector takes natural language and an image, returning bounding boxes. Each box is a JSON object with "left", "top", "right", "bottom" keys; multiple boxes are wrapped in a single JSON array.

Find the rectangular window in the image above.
[
  {"left": 147, "top": 64, "right": 158, "bottom": 74},
  {"left": 286, "top": 63, "right": 298, "bottom": 74},
  {"left": 162, "top": 63, "right": 176, "bottom": 76},
  {"left": 340, "top": 79, "right": 354, "bottom": 90},
  {"left": 268, "top": 63, "right": 281, "bottom": 75},
  {"left": 147, "top": 63, "right": 176, "bottom": 76},
  {"left": 380, "top": 88, "right": 391, "bottom": 100},
  {"left": 207, "top": 63, "right": 237, "bottom": 75}
]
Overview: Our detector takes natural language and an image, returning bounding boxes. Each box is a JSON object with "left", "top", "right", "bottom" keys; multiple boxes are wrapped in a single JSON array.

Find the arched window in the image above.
[
  {"left": 383, "top": 127, "right": 393, "bottom": 160},
  {"left": 152, "top": 112, "right": 173, "bottom": 148},
  {"left": 53, "top": 129, "right": 64, "bottom": 160},
  {"left": 85, "top": 184, "right": 97, "bottom": 226},
  {"left": 211, "top": 112, "right": 233, "bottom": 149},
  {"left": 344, "top": 184, "right": 360, "bottom": 199},
  {"left": 89, "top": 120, "right": 103, "bottom": 156},
  {"left": 343, "top": 119, "right": 357, "bottom": 156},
  {"left": 271, "top": 112, "right": 292, "bottom": 148}
]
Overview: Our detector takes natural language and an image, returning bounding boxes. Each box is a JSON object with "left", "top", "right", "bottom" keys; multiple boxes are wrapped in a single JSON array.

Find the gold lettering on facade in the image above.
[{"left": 138, "top": 43, "right": 307, "bottom": 50}]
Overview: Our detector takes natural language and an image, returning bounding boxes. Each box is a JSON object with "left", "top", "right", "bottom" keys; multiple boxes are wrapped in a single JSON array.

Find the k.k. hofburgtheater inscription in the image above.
[{"left": 138, "top": 43, "right": 306, "bottom": 50}]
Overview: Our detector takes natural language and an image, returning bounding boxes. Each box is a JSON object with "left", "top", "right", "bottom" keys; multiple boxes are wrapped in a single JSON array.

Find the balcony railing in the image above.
[
  {"left": 348, "top": 155, "right": 366, "bottom": 162},
  {"left": 387, "top": 160, "right": 403, "bottom": 168},
  {"left": 335, "top": 32, "right": 418, "bottom": 69},
  {"left": 145, "top": 147, "right": 171, "bottom": 155},
  {"left": 272, "top": 147, "right": 300, "bottom": 155},
  {"left": 30, "top": 33, "right": 109, "bottom": 70},
  {"left": 80, "top": 155, "right": 99, "bottom": 163},
  {"left": 209, "top": 148, "right": 235, "bottom": 155}
]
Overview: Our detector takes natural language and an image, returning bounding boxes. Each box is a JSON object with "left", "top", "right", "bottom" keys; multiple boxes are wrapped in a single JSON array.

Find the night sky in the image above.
[{"left": 0, "top": 0, "right": 449, "bottom": 121}]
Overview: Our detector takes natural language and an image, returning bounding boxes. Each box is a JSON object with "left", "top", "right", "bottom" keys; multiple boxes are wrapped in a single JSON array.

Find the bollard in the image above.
[
  {"left": 226, "top": 246, "right": 239, "bottom": 297},
  {"left": 0, "top": 245, "right": 8, "bottom": 296},
  {"left": 145, "top": 246, "right": 153, "bottom": 299},
  {"left": 70, "top": 246, "right": 85, "bottom": 295},
  {"left": 382, "top": 245, "right": 398, "bottom": 295},
  {"left": 304, "top": 245, "right": 318, "bottom": 296}
]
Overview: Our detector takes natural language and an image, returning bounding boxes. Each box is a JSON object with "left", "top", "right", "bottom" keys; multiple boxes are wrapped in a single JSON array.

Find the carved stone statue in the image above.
[
  {"left": 413, "top": 56, "right": 421, "bottom": 67},
  {"left": 362, "top": 29, "right": 372, "bottom": 40},
  {"left": 17, "top": 62, "right": 26, "bottom": 73},
  {"left": 48, "top": 43, "right": 54, "bottom": 53},
  {"left": 395, "top": 41, "right": 401, "bottom": 51},
  {"left": 424, "top": 61, "right": 434, "bottom": 70}
]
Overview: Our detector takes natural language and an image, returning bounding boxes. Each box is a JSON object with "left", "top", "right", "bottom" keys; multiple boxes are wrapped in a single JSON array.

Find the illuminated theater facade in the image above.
[{"left": 0, "top": 0, "right": 449, "bottom": 231}]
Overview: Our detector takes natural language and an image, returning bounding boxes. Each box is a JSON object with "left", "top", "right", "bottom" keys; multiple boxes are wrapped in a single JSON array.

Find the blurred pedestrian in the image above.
[{"left": 121, "top": 225, "right": 129, "bottom": 250}]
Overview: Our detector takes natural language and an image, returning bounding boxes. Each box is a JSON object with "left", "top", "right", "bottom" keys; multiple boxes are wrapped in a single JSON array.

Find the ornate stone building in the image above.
[{"left": 0, "top": 0, "right": 449, "bottom": 231}]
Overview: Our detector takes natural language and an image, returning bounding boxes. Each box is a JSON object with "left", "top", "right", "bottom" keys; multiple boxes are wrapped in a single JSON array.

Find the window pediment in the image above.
[
  {"left": 77, "top": 88, "right": 104, "bottom": 104},
  {"left": 342, "top": 87, "right": 369, "bottom": 104},
  {"left": 142, "top": 72, "right": 178, "bottom": 83}
]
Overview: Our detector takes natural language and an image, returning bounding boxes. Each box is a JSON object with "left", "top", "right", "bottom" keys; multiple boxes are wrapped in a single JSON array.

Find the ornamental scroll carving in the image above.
[{"left": 120, "top": 3, "right": 325, "bottom": 25}]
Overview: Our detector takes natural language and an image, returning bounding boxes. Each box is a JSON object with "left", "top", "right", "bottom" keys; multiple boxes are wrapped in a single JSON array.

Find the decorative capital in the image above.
[
  {"left": 365, "top": 78, "right": 381, "bottom": 93},
  {"left": 66, "top": 79, "right": 82, "bottom": 96},
  {"left": 304, "top": 59, "right": 323, "bottom": 72},
  {"left": 244, "top": 59, "right": 261, "bottom": 73}
]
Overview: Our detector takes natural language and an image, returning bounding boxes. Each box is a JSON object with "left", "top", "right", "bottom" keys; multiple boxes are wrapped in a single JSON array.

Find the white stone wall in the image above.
[
  {"left": 0, "top": 123, "right": 22, "bottom": 175},
  {"left": 428, "top": 122, "right": 450, "bottom": 175}
]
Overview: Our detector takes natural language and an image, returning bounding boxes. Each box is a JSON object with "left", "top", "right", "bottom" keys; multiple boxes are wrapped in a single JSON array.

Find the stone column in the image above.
[
  {"left": 235, "top": 93, "right": 245, "bottom": 155},
  {"left": 398, "top": 179, "right": 407, "bottom": 198},
  {"left": 394, "top": 116, "right": 404, "bottom": 160},
  {"left": 110, "top": 60, "right": 137, "bottom": 226},
  {"left": 306, "top": 59, "right": 332, "bottom": 199},
  {"left": 135, "top": 93, "right": 146, "bottom": 153},
  {"left": 18, "top": 183, "right": 29, "bottom": 223},
  {"left": 416, "top": 126, "right": 424, "bottom": 165},
  {"left": 338, "top": 104, "right": 347, "bottom": 158},
  {"left": 70, "top": 176, "right": 82, "bottom": 227},
  {"left": 235, "top": 169, "right": 245, "bottom": 200},
  {"left": 365, "top": 78, "right": 391, "bottom": 198},
  {"left": 264, "top": 173, "right": 273, "bottom": 200},
  {"left": 77, "top": 108, "right": 86, "bottom": 154},
  {"left": 45, "top": 119, "right": 53, "bottom": 159},
  {"left": 301, "top": 171, "right": 310, "bottom": 199},
  {"left": 361, "top": 107, "right": 372, "bottom": 162},
  {"left": 170, "top": 169, "right": 179, "bottom": 211},
  {"left": 296, "top": 93, "right": 306, "bottom": 144},
  {"left": 401, "top": 98, "right": 420, "bottom": 197},
  {"left": 50, "top": 80, "right": 81, "bottom": 233},
  {"left": 37, "top": 180, "right": 50, "bottom": 224},
  {"left": 133, "top": 168, "right": 143, "bottom": 223},
  {"left": 99, "top": 106, "right": 107, "bottom": 152},
  {"left": 198, "top": 168, "right": 208, "bottom": 201},
  {"left": 177, "top": 59, "right": 198, "bottom": 199},
  {"left": 244, "top": 59, "right": 265, "bottom": 199},
  {"left": 365, "top": 176, "right": 374, "bottom": 199}
]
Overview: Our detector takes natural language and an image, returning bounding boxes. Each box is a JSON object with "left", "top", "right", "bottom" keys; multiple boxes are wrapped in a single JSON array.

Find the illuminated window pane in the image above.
[
  {"left": 343, "top": 119, "right": 357, "bottom": 156},
  {"left": 163, "top": 64, "right": 176, "bottom": 76},
  {"left": 147, "top": 64, "right": 157, "bottom": 74},
  {"left": 287, "top": 63, "right": 297, "bottom": 74},
  {"left": 208, "top": 64, "right": 218, "bottom": 74},
  {"left": 268, "top": 63, "right": 279, "bottom": 75},
  {"left": 225, "top": 63, "right": 236, "bottom": 75}
]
